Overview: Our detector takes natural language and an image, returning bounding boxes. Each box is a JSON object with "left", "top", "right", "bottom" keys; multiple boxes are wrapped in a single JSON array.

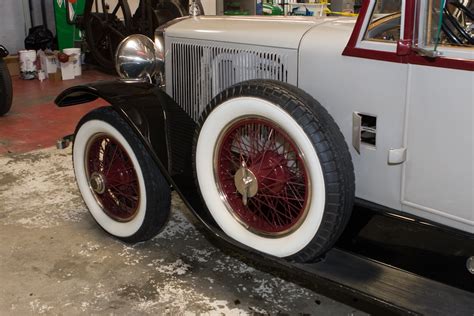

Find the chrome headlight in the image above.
[{"left": 115, "top": 34, "right": 164, "bottom": 80}]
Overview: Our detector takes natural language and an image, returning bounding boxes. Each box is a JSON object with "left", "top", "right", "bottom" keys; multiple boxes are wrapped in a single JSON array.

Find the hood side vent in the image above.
[{"left": 169, "top": 40, "right": 296, "bottom": 121}]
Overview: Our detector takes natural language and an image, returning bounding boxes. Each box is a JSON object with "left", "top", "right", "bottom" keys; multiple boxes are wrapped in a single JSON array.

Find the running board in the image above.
[
  {"left": 210, "top": 216, "right": 474, "bottom": 315},
  {"left": 216, "top": 243, "right": 474, "bottom": 315},
  {"left": 294, "top": 249, "right": 474, "bottom": 315}
]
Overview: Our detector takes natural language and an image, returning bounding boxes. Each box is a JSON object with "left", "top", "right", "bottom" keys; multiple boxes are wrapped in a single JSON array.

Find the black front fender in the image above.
[
  {"left": 56, "top": 80, "right": 224, "bottom": 233},
  {"left": 55, "top": 80, "right": 195, "bottom": 177}
]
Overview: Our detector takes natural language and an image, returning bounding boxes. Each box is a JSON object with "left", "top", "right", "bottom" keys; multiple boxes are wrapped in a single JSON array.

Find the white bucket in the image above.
[
  {"left": 63, "top": 48, "right": 82, "bottom": 76},
  {"left": 19, "top": 50, "right": 37, "bottom": 80}
]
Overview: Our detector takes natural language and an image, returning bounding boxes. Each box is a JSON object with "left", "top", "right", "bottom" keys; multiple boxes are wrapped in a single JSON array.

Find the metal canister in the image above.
[{"left": 19, "top": 50, "right": 37, "bottom": 80}]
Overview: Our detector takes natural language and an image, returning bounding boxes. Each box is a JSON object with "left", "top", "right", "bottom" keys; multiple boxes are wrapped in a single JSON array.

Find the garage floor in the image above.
[{"left": 0, "top": 70, "right": 362, "bottom": 315}]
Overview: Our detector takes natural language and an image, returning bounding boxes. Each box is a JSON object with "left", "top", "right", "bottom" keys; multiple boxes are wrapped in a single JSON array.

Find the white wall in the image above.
[
  {"left": 30, "top": 0, "right": 56, "bottom": 32},
  {"left": 0, "top": 0, "right": 58, "bottom": 54},
  {"left": 0, "top": 0, "right": 31, "bottom": 53}
]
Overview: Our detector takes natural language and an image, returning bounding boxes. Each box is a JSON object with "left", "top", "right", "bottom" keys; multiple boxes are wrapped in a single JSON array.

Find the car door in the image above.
[
  {"left": 402, "top": 0, "right": 474, "bottom": 233},
  {"left": 300, "top": 0, "right": 410, "bottom": 210}
]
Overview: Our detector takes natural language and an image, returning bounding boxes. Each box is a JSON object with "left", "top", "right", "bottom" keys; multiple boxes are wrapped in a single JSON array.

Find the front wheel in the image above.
[
  {"left": 73, "top": 107, "right": 171, "bottom": 242},
  {"left": 194, "top": 80, "right": 355, "bottom": 262}
]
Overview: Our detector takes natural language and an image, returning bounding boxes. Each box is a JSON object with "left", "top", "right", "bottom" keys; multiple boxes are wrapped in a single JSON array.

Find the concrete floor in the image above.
[{"left": 0, "top": 71, "right": 363, "bottom": 315}]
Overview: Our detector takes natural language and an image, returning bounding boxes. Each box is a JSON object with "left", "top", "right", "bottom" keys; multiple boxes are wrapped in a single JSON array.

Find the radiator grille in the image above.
[{"left": 170, "top": 42, "right": 291, "bottom": 121}]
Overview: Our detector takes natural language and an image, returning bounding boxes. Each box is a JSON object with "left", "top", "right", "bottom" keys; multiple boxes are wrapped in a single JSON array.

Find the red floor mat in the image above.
[{"left": 0, "top": 70, "right": 114, "bottom": 154}]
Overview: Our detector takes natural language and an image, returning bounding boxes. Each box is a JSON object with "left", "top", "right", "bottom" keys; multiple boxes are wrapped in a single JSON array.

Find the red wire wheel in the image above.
[
  {"left": 195, "top": 81, "right": 355, "bottom": 261},
  {"left": 214, "top": 116, "right": 310, "bottom": 236},
  {"left": 85, "top": 133, "right": 140, "bottom": 222}
]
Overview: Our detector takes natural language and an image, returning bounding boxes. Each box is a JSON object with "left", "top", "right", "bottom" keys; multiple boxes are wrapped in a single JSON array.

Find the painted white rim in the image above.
[
  {"left": 196, "top": 97, "right": 326, "bottom": 257},
  {"left": 74, "top": 119, "right": 147, "bottom": 238}
]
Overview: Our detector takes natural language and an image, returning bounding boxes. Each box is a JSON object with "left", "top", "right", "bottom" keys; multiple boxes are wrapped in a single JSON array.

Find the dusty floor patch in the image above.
[{"left": 0, "top": 147, "right": 363, "bottom": 315}]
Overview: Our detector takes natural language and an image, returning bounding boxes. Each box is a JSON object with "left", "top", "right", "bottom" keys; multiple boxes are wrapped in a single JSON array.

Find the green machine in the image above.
[
  {"left": 263, "top": 2, "right": 283, "bottom": 15},
  {"left": 54, "top": 0, "right": 86, "bottom": 50}
]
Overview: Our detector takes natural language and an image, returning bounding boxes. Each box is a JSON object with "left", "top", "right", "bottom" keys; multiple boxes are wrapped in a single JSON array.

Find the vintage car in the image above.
[{"left": 56, "top": 0, "right": 473, "bottom": 263}]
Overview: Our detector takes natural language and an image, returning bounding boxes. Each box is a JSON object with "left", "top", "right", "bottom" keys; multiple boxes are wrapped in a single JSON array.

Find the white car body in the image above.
[{"left": 163, "top": 0, "right": 474, "bottom": 234}]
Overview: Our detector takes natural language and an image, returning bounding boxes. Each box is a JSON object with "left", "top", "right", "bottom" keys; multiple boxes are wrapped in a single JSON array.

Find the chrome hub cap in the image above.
[
  {"left": 467, "top": 256, "right": 474, "bottom": 274},
  {"left": 90, "top": 172, "right": 106, "bottom": 194},
  {"left": 234, "top": 163, "right": 258, "bottom": 206}
]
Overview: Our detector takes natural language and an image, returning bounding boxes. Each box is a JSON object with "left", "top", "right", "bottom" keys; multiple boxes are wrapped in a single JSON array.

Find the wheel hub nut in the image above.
[{"left": 90, "top": 172, "right": 106, "bottom": 194}]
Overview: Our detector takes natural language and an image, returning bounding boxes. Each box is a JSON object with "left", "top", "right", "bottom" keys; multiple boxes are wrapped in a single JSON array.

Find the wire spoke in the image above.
[
  {"left": 87, "top": 134, "right": 140, "bottom": 221},
  {"left": 216, "top": 117, "right": 309, "bottom": 234}
]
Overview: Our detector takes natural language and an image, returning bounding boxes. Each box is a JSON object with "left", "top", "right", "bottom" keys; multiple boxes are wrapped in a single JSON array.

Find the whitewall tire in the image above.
[
  {"left": 73, "top": 107, "right": 171, "bottom": 242},
  {"left": 194, "top": 80, "right": 355, "bottom": 262}
]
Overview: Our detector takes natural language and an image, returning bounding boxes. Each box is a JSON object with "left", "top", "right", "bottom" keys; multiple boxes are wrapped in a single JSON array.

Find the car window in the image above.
[
  {"left": 364, "top": 0, "right": 402, "bottom": 42},
  {"left": 422, "top": 0, "right": 473, "bottom": 48}
]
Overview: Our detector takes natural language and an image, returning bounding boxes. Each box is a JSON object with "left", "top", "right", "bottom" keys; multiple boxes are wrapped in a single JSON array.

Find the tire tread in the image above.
[
  {"left": 194, "top": 80, "right": 355, "bottom": 262},
  {"left": 74, "top": 107, "right": 171, "bottom": 243}
]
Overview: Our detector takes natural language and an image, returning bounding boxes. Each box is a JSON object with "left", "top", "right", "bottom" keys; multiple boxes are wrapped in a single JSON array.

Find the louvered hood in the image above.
[
  {"left": 164, "top": 16, "right": 331, "bottom": 121},
  {"left": 164, "top": 16, "right": 327, "bottom": 49}
]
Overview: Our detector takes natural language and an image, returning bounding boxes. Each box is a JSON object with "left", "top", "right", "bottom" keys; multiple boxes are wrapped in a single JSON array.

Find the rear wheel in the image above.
[
  {"left": 84, "top": 0, "right": 132, "bottom": 71},
  {"left": 73, "top": 107, "right": 171, "bottom": 242},
  {"left": 194, "top": 80, "right": 354, "bottom": 262},
  {"left": 0, "top": 59, "right": 12, "bottom": 116},
  {"left": 132, "top": 0, "right": 187, "bottom": 38}
]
